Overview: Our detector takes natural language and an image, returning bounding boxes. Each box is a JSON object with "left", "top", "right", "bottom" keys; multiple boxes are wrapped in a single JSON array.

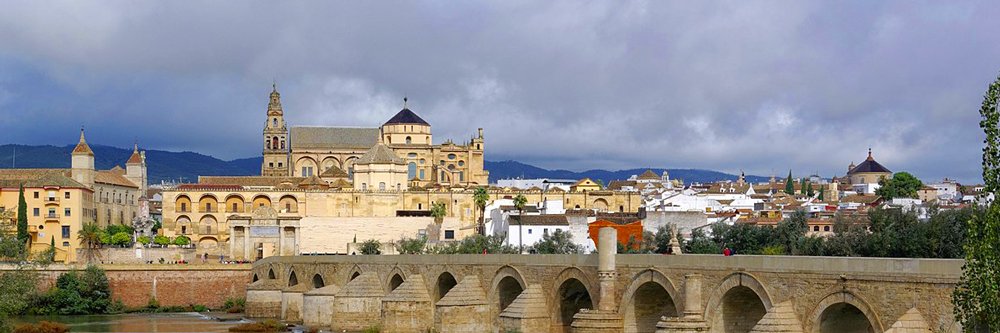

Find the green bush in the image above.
[
  {"left": 153, "top": 235, "right": 170, "bottom": 246},
  {"left": 137, "top": 236, "right": 151, "bottom": 245},
  {"left": 98, "top": 231, "right": 111, "bottom": 245},
  {"left": 32, "top": 265, "right": 112, "bottom": 315},
  {"left": 358, "top": 239, "right": 381, "bottom": 255},
  {"left": 172, "top": 235, "right": 191, "bottom": 246},
  {"left": 110, "top": 232, "right": 131, "bottom": 247},
  {"left": 147, "top": 297, "right": 159, "bottom": 309},
  {"left": 191, "top": 304, "right": 208, "bottom": 312}
]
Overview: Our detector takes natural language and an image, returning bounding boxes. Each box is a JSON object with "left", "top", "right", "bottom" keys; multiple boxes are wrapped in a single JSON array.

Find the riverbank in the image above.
[{"left": 12, "top": 312, "right": 250, "bottom": 333}]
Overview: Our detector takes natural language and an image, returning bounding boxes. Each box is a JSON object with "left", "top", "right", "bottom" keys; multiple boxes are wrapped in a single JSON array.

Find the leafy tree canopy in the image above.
[{"left": 875, "top": 172, "right": 924, "bottom": 199}]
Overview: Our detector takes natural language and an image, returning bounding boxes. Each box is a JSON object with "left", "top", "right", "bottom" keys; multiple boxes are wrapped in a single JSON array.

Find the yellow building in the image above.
[
  {"left": 0, "top": 130, "right": 147, "bottom": 262},
  {"left": 259, "top": 86, "right": 488, "bottom": 187},
  {"left": 570, "top": 178, "right": 603, "bottom": 193}
]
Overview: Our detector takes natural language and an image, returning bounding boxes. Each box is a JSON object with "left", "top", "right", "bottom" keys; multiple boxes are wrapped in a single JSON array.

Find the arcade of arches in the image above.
[{"left": 248, "top": 252, "right": 961, "bottom": 333}]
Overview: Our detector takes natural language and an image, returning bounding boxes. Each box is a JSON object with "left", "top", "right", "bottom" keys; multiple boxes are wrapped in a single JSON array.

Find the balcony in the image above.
[
  {"left": 44, "top": 214, "right": 60, "bottom": 221},
  {"left": 200, "top": 208, "right": 218, "bottom": 213},
  {"left": 45, "top": 197, "right": 60, "bottom": 203}
]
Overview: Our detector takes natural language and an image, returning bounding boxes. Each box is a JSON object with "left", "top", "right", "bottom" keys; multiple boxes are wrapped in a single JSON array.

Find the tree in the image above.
[
  {"left": 16, "top": 185, "right": 28, "bottom": 248},
  {"left": 172, "top": 235, "right": 190, "bottom": 246},
  {"left": 684, "top": 228, "right": 720, "bottom": 254},
  {"left": 110, "top": 232, "right": 131, "bottom": 247},
  {"left": 776, "top": 210, "right": 808, "bottom": 254},
  {"left": 594, "top": 179, "right": 605, "bottom": 189},
  {"left": 473, "top": 187, "right": 490, "bottom": 235},
  {"left": 784, "top": 170, "right": 794, "bottom": 195},
  {"left": 954, "top": 72, "right": 1000, "bottom": 332},
  {"left": 358, "top": 239, "right": 381, "bottom": 255},
  {"left": 77, "top": 222, "right": 103, "bottom": 263},
  {"left": 395, "top": 236, "right": 426, "bottom": 254},
  {"left": 137, "top": 235, "right": 151, "bottom": 246},
  {"left": 153, "top": 235, "right": 170, "bottom": 246},
  {"left": 513, "top": 194, "right": 528, "bottom": 253},
  {"left": 875, "top": 172, "right": 924, "bottom": 199},
  {"left": 799, "top": 178, "right": 807, "bottom": 196},
  {"left": 430, "top": 202, "right": 447, "bottom": 224},
  {"left": 806, "top": 182, "right": 815, "bottom": 197},
  {"left": 530, "top": 229, "right": 582, "bottom": 254},
  {"left": 818, "top": 186, "right": 826, "bottom": 201},
  {"left": 0, "top": 209, "right": 27, "bottom": 261}
]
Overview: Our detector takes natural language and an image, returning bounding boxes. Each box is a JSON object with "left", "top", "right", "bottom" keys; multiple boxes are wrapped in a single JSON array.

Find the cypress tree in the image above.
[
  {"left": 784, "top": 170, "right": 794, "bottom": 195},
  {"left": 818, "top": 186, "right": 825, "bottom": 201},
  {"left": 807, "top": 182, "right": 815, "bottom": 197},
  {"left": 17, "top": 185, "right": 28, "bottom": 247}
]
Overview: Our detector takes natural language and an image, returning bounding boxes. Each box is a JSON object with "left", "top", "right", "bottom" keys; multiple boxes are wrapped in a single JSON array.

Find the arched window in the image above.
[
  {"left": 379, "top": 182, "right": 386, "bottom": 191},
  {"left": 405, "top": 136, "right": 412, "bottom": 144},
  {"left": 280, "top": 140, "right": 285, "bottom": 149},
  {"left": 273, "top": 118, "right": 277, "bottom": 127},
  {"left": 272, "top": 137, "right": 278, "bottom": 150},
  {"left": 408, "top": 162, "right": 417, "bottom": 179},
  {"left": 266, "top": 137, "right": 271, "bottom": 149}
]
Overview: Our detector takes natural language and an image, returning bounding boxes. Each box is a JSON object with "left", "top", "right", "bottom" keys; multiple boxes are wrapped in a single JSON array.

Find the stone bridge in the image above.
[{"left": 246, "top": 231, "right": 962, "bottom": 333}]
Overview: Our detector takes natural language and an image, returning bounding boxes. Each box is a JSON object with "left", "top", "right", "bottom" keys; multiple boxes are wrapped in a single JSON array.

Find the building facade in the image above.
[
  {"left": 259, "top": 86, "right": 488, "bottom": 187},
  {"left": 0, "top": 130, "right": 147, "bottom": 262}
]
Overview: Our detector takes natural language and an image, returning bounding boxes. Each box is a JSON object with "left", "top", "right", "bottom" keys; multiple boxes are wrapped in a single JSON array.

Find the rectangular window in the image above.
[
  {"left": 33, "top": 208, "right": 39, "bottom": 216},
  {"left": 180, "top": 203, "right": 187, "bottom": 212},
  {"left": 528, "top": 229, "right": 533, "bottom": 234},
  {"left": 419, "top": 169, "right": 425, "bottom": 179},
  {"left": 48, "top": 208, "right": 56, "bottom": 217},
  {"left": 232, "top": 203, "right": 239, "bottom": 212},
  {"left": 205, "top": 203, "right": 212, "bottom": 212},
  {"left": 64, "top": 208, "right": 71, "bottom": 217},
  {"left": 33, "top": 192, "right": 39, "bottom": 199},
  {"left": 444, "top": 230, "right": 455, "bottom": 240},
  {"left": 62, "top": 241, "right": 69, "bottom": 247},
  {"left": 65, "top": 192, "right": 70, "bottom": 199},
  {"left": 61, "top": 226, "right": 70, "bottom": 239}
]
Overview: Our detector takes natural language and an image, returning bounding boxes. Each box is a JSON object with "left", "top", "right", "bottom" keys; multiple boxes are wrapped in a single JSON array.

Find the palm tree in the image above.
[
  {"left": 513, "top": 194, "right": 528, "bottom": 253},
  {"left": 77, "top": 221, "right": 102, "bottom": 263},
  {"left": 430, "top": 202, "right": 447, "bottom": 225},
  {"left": 473, "top": 187, "right": 490, "bottom": 235}
]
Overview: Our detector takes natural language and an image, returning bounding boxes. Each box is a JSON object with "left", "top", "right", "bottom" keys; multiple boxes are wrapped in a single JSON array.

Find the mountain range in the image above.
[{"left": 0, "top": 144, "right": 766, "bottom": 185}]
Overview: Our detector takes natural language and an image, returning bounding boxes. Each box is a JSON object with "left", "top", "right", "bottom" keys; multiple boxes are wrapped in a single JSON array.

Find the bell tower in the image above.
[{"left": 261, "top": 83, "right": 289, "bottom": 177}]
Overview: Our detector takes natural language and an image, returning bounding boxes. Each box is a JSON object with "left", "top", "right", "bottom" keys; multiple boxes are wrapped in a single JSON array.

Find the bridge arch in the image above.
[
  {"left": 552, "top": 267, "right": 596, "bottom": 330},
  {"left": 808, "top": 291, "right": 883, "bottom": 333},
  {"left": 433, "top": 271, "right": 459, "bottom": 303},
  {"left": 385, "top": 266, "right": 407, "bottom": 293},
  {"left": 620, "top": 269, "right": 680, "bottom": 333},
  {"left": 288, "top": 270, "right": 299, "bottom": 287},
  {"left": 489, "top": 265, "right": 527, "bottom": 315},
  {"left": 312, "top": 274, "right": 325, "bottom": 289},
  {"left": 705, "top": 272, "right": 773, "bottom": 333},
  {"left": 252, "top": 273, "right": 258, "bottom": 283},
  {"left": 267, "top": 266, "right": 276, "bottom": 280},
  {"left": 346, "top": 264, "right": 363, "bottom": 284}
]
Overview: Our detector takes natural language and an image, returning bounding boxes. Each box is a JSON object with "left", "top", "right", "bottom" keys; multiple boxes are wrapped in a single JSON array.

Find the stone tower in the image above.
[
  {"left": 125, "top": 142, "right": 148, "bottom": 194},
  {"left": 261, "top": 83, "right": 289, "bottom": 177},
  {"left": 71, "top": 128, "right": 95, "bottom": 188}
]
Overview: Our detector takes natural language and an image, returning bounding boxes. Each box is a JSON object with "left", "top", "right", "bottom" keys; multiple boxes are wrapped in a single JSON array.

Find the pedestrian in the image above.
[{"left": 723, "top": 247, "right": 732, "bottom": 256}]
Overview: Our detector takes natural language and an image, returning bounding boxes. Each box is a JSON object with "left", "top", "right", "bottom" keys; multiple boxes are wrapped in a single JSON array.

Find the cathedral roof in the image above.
[
  {"left": 319, "top": 165, "right": 349, "bottom": 178},
  {"left": 637, "top": 169, "right": 660, "bottom": 180},
  {"left": 289, "top": 127, "right": 379, "bottom": 149},
  {"left": 355, "top": 143, "right": 405, "bottom": 165},
  {"left": 95, "top": 170, "right": 138, "bottom": 188},
  {"left": 848, "top": 150, "right": 891, "bottom": 174},
  {"left": 0, "top": 170, "right": 87, "bottom": 189},
  {"left": 383, "top": 108, "right": 429, "bottom": 126}
]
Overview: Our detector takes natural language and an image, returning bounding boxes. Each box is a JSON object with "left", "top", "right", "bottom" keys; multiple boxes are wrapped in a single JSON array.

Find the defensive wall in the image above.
[
  {"left": 249, "top": 243, "right": 963, "bottom": 333},
  {"left": 0, "top": 264, "right": 251, "bottom": 308}
]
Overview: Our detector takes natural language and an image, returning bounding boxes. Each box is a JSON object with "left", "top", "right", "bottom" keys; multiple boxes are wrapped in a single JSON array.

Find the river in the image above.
[{"left": 12, "top": 313, "right": 250, "bottom": 333}]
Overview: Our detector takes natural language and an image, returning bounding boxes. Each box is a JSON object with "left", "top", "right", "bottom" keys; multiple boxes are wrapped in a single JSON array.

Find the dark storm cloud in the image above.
[{"left": 0, "top": 1, "right": 997, "bottom": 183}]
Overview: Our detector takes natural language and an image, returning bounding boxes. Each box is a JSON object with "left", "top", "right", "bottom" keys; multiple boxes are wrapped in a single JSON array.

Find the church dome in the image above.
[
  {"left": 848, "top": 150, "right": 891, "bottom": 174},
  {"left": 383, "top": 108, "right": 429, "bottom": 126}
]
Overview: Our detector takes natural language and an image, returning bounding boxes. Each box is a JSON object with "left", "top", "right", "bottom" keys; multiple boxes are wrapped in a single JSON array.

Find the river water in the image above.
[{"left": 12, "top": 313, "right": 249, "bottom": 333}]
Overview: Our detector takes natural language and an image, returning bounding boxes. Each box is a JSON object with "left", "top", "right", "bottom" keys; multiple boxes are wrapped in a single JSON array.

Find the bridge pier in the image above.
[
  {"left": 280, "top": 282, "right": 309, "bottom": 322},
  {"left": 331, "top": 272, "right": 384, "bottom": 332},
  {"left": 246, "top": 278, "right": 282, "bottom": 318},
  {"left": 302, "top": 284, "right": 339, "bottom": 328},
  {"left": 572, "top": 227, "right": 624, "bottom": 332},
  {"left": 656, "top": 274, "right": 709, "bottom": 333},
  {"left": 434, "top": 275, "right": 490, "bottom": 332},
  {"left": 498, "top": 283, "right": 550, "bottom": 332},
  {"left": 381, "top": 274, "right": 433, "bottom": 332}
]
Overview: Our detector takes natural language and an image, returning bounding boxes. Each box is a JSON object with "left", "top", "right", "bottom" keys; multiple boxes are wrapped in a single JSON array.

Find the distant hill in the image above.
[
  {"left": 0, "top": 144, "right": 764, "bottom": 185},
  {"left": 0, "top": 144, "right": 259, "bottom": 184},
  {"left": 485, "top": 160, "right": 768, "bottom": 185}
]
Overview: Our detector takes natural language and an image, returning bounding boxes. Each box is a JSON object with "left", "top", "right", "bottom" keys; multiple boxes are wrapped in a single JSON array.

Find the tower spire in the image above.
[{"left": 403, "top": 96, "right": 408, "bottom": 109}]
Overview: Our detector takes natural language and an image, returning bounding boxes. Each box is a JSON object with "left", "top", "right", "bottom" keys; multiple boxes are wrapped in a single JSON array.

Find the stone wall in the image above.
[
  {"left": 1, "top": 264, "right": 251, "bottom": 309},
  {"left": 75, "top": 247, "right": 208, "bottom": 264},
  {"left": 642, "top": 211, "right": 708, "bottom": 237}
]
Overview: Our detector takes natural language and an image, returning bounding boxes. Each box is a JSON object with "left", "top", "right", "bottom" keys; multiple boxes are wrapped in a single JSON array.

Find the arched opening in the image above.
[
  {"left": 557, "top": 278, "right": 593, "bottom": 331},
  {"left": 626, "top": 282, "right": 677, "bottom": 333},
  {"left": 268, "top": 268, "right": 276, "bottom": 279},
  {"left": 175, "top": 195, "right": 191, "bottom": 212},
  {"left": 714, "top": 286, "right": 767, "bottom": 333},
  {"left": 252, "top": 274, "right": 258, "bottom": 282},
  {"left": 389, "top": 274, "right": 404, "bottom": 292},
  {"left": 350, "top": 271, "right": 361, "bottom": 281},
  {"left": 225, "top": 195, "right": 245, "bottom": 213},
  {"left": 593, "top": 198, "right": 609, "bottom": 211},
  {"left": 198, "top": 195, "right": 218, "bottom": 213},
  {"left": 496, "top": 276, "right": 524, "bottom": 313},
  {"left": 252, "top": 195, "right": 272, "bottom": 209},
  {"left": 817, "top": 303, "right": 874, "bottom": 333},
  {"left": 312, "top": 274, "right": 325, "bottom": 289},
  {"left": 279, "top": 195, "right": 298, "bottom": 213},
  {"left": 288, "top": 271, "right": 298, "bottom": 287},
  {"left": 435, "top": 272, "right": 458, "bottom": 302}
]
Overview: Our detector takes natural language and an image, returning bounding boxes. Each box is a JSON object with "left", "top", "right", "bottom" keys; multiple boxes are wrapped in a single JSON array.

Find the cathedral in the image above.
[{"left": 259, "top": 84, "right": 489, "bottom": 189}]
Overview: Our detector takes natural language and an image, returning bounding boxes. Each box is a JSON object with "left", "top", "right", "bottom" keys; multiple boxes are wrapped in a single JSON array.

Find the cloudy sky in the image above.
[{"left": 1, "top": 1, "right": 998, "bottom": 183}]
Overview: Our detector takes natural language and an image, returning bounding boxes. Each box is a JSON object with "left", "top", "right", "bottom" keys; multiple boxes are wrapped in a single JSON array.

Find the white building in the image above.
[{"left": 496, "top": 178, "right": 576, "bottom": 192}]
